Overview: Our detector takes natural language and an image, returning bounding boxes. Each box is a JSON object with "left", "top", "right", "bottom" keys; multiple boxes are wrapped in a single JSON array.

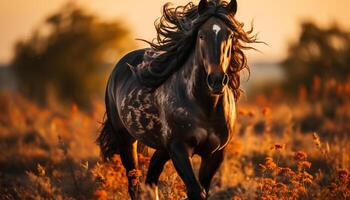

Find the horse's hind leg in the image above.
[
  {"left": 118, "top": 129, "right": 142, "bottom": 200},
  {"left": 145, "top": 150, "right": 169, "bottom": 199}
]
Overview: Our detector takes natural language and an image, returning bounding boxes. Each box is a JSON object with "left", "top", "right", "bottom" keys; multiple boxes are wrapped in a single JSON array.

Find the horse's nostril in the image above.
[
  {"left": 222, "top": 73, "right": 229, "bottom": 86},
  {"left": 206, "top": 74, "right": 214, "bottom": 87}
]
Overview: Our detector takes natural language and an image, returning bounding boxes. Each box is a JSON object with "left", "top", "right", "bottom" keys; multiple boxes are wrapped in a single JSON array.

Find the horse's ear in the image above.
[
  {"left": 198, "top": 0, "right": 208, "bottom": 15},
  {"left": 227, "top": 0, "right": 237, "bottom": 14}
]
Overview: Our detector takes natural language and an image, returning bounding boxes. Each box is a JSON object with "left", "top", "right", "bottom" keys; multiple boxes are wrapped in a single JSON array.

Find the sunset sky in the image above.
[{"left": 1, "top": 0, "right": 350, "bottom": 65}]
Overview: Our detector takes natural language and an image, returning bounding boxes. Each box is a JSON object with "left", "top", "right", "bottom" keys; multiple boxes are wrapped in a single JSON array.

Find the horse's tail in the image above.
[
  {"left": 97, "top": 110, "right": 149, "bottom": 160},
  {"left": 97, "top": 113, "right": 120, "bottom": 160},
  {"left": 97, "top": 75, "right": 121, "bottom": 160}
]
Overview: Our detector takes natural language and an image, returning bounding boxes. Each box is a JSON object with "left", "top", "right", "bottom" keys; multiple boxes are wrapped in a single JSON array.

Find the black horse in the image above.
[{"left": 97, "top": 0, "right": 256, "bottom": 199}]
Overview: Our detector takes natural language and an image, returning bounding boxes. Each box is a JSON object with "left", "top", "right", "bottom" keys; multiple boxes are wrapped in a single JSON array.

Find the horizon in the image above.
[{"left": 1, "top": 0, "right": 350, "bottom": 65}]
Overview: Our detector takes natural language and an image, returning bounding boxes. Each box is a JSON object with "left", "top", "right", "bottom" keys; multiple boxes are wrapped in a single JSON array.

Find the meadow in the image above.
[{"left": 0, "top": 79, "right": 349, "bottom": 200}]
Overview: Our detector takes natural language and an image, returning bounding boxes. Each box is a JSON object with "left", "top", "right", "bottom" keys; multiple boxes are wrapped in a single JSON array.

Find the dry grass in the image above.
[{"left": 0, "top": 80, "right": 349, "bottom": 199}]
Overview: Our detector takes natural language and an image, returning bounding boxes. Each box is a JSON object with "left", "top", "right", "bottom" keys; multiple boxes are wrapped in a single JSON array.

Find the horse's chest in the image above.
[
  {"left": 191, "top": 124, "right": 229, "bottom": 153},
  {"left": 119, "top": 89, "right": 162, "bottom": 141},
  {"left": 168, "top": 108, "right": 230, "bottom": 153}
]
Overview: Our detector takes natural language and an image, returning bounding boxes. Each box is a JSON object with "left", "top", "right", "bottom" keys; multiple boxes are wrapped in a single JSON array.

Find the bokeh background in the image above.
[{"left": 0, "top": 0, "right": 349, "bottom": 199}]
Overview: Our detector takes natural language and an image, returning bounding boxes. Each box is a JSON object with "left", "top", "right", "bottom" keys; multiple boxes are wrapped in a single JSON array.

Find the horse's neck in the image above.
[{"left": 175, "top": 54, "right": 236, "bottom": 137}]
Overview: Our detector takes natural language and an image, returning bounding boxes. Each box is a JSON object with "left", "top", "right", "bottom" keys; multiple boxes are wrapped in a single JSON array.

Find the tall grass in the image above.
[{"left": 0, "top": 79, "right": 349, "bottom": 199}]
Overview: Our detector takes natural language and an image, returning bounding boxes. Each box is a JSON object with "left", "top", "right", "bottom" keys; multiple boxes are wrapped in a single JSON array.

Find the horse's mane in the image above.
[{"left": 133, "top": 0, "right": 258, "bottom": 99}]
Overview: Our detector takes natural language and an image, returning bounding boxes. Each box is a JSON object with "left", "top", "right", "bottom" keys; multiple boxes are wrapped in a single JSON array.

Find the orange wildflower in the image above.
[
  {"left": 271, "top": 144, "right": 285, "bottom": 150},
  {"left": 300, "top": 161, "right": 312, "bottom": 169},
  {"left": 294, "top": 151, "right": 307, "bottom": 161},
  {"left": 128, "top": 169, "right": 142, "bottom": 178},
  {"left": 280, "top": 167, "right": 293, "bottom": 176},
  {"left": 265, "top": 157, "right": 277, "bottom": 170},
  {"left": 338, "top": 168, "right": 349, "bottom": 183},
  {"left": 238, "top": 109, "right": 247, "bottom": 116},
  {"left": 94, "top": 189, "right": 107, "bottom": 200},
  {"left": 262, "top": 107, "right": 271, "bottom": 117},
  {"left": 233, "top": 196, "right": 242, "bottom": 200},
  {"left": 248, "top": 110, "right": 255, "bottom": 118}
]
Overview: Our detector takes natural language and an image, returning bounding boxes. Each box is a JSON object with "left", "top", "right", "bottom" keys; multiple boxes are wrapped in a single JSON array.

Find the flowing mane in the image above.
[{"left": 133, "top": 0, "right": 258, "bottom": 99}]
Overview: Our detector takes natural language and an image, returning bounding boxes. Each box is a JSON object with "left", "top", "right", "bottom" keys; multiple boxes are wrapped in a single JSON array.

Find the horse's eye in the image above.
[
  {"left": 229, "top": 34, "right": 234, "bottom": 39},
  {"left": 199, "top": 34, "right": 204, "bottom": 40}
]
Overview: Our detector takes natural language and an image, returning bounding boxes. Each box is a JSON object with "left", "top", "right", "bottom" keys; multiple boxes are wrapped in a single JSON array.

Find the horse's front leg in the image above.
[
  {"left": 168, "top": 139, "right": 206, "bottom": 200},
  {"left": 199, "top": 149, "right": 224, "bottom": 197}
]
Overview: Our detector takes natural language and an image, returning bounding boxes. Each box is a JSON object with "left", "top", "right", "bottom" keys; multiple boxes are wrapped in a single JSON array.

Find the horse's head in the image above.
[
  {"left": 136, "top": 0, "right": 255, "bottom": 99},
  {"left": 196, "top": 0, "right": 237, "bottom": 95}
]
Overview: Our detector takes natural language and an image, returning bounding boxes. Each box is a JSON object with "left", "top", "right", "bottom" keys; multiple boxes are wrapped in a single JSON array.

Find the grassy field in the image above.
[{"left": 0, "top": 81, "right": 349, "bottom": 199}]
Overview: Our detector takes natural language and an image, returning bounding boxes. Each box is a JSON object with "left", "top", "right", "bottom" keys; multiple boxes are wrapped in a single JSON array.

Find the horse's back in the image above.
[{"left": 107, "top": 49, "right": 146, "bottom": 96}]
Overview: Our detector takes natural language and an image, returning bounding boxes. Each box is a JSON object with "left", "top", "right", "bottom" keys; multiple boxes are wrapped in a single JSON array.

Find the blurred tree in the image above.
[
  {"left": 282, "top": 21, "right": 350, "bottom": 94},
  {"left": 11, "top": 3, "right": 135, "bottom": 108}
]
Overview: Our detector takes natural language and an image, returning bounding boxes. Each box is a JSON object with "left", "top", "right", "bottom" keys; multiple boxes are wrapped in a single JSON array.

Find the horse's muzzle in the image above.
[{"left": 206, "top": 72, "right": 229, "bottom": 95}]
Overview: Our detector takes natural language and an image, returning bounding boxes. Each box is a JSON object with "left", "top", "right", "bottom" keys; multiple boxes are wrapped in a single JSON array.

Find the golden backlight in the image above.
[
  {"left": 1, "top": 1, "right": 349, "bottom": 199},
  {"left": 1, "top": 0, "right": 350, "bottom": 63}
]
